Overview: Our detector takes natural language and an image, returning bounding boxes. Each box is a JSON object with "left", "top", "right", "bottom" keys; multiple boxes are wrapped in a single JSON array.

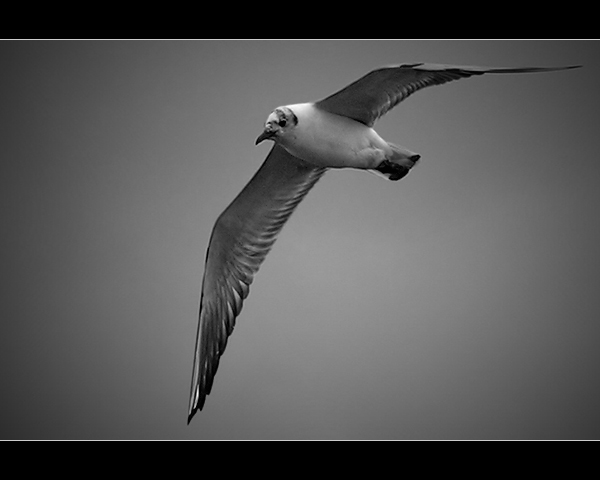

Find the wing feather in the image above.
[
  {"left": 315, "top": 63, "right": 581, "bottom": 127},
  {"left": 187, "top": 145, "right": 326, "bottom": 422}
]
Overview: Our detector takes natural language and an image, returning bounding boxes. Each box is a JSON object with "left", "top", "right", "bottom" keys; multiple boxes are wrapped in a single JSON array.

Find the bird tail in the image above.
[{"left": 369, "top": 143, "right": 421, "bottom": 181}]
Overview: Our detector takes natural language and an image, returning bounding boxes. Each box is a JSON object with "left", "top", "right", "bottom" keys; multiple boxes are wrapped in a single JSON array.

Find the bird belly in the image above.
[{"left": 281, "top": 107, "right": 389, "bottom": 169}]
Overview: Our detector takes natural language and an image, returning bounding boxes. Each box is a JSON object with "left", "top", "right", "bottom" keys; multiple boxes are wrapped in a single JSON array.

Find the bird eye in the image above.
[{"left": 279, "top": 118, "right": 286, "bottom": 127}]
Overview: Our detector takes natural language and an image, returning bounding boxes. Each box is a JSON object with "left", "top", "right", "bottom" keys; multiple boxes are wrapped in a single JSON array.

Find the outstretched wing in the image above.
[
  {"left": 188, "top": 144, "right": 327, "bottom": 423},
  {"left": 315, "top": 63, "right": 581, "bottom": 127}
]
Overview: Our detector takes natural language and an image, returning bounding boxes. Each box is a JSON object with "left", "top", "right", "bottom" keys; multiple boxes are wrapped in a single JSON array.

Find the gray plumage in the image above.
[{"left": 187, "top": 62, "right": 580, "bottom": 423}]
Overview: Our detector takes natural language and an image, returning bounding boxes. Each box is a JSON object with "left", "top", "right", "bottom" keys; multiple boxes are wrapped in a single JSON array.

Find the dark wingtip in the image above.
[
  {"left": 187, "top": 403, "right": 195, "bottom": 424},
  {"left": 536, "top": 64, "right": 582, "bottom": 72},
  {"left": 187, "top": 392, "right": 206, "bottom": 425},
  {"left": 187, "top": 404, "right": 200, "bottom": 425},
  {"left": 557, "top": 65, "right": 583, "bottom": 71}
]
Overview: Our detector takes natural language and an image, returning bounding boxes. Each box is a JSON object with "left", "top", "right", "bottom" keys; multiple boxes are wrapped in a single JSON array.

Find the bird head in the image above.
[{"left": 255, "top": 106, "right": 298, "bottom": 145}]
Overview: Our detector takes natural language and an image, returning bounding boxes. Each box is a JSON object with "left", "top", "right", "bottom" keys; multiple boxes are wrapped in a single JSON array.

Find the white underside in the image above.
[{"left": 277, "top": 103, "right": 392, "bottom": 169}]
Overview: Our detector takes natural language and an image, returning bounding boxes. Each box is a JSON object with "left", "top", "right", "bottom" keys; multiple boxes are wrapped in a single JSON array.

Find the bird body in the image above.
[
  {"left": 187, "top": 62, "right": 581, "bottom": 423},
  {"left": 276, "top": 102, "right": 393, "bottom": 169}
]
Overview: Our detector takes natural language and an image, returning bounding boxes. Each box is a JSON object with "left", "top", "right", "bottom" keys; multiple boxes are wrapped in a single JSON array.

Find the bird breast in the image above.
[{"left": 280, "top": 103, "right": 390, "bottom": 169}]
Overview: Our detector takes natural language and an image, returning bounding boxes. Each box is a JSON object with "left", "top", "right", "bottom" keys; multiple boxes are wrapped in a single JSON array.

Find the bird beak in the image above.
[{"left": 255, "top": 128, "right": 275, "bottom": 145}]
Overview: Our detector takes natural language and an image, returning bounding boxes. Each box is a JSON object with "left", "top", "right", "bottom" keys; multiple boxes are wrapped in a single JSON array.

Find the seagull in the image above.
[{"left": 187, "top": 62, "right": 580, "bottom": 423}]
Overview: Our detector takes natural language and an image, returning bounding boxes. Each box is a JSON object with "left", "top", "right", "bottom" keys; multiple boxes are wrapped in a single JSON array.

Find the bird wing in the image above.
[
  {"left": 188, "top": 144, "right": 327, "bottom": 422},
  {"left": 315, "top": 63, "right": 581, "bottom": 127}
]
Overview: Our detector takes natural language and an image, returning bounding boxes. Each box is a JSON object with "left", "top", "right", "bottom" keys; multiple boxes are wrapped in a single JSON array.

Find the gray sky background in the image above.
[{"left": 1, "top": 40, "right": 599, "bottom": 440}]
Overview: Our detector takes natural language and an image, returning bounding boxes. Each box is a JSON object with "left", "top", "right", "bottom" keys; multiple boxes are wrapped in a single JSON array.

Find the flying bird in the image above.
[{"left": 187, "top": 62, "right": 580, "bottom": 423}]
